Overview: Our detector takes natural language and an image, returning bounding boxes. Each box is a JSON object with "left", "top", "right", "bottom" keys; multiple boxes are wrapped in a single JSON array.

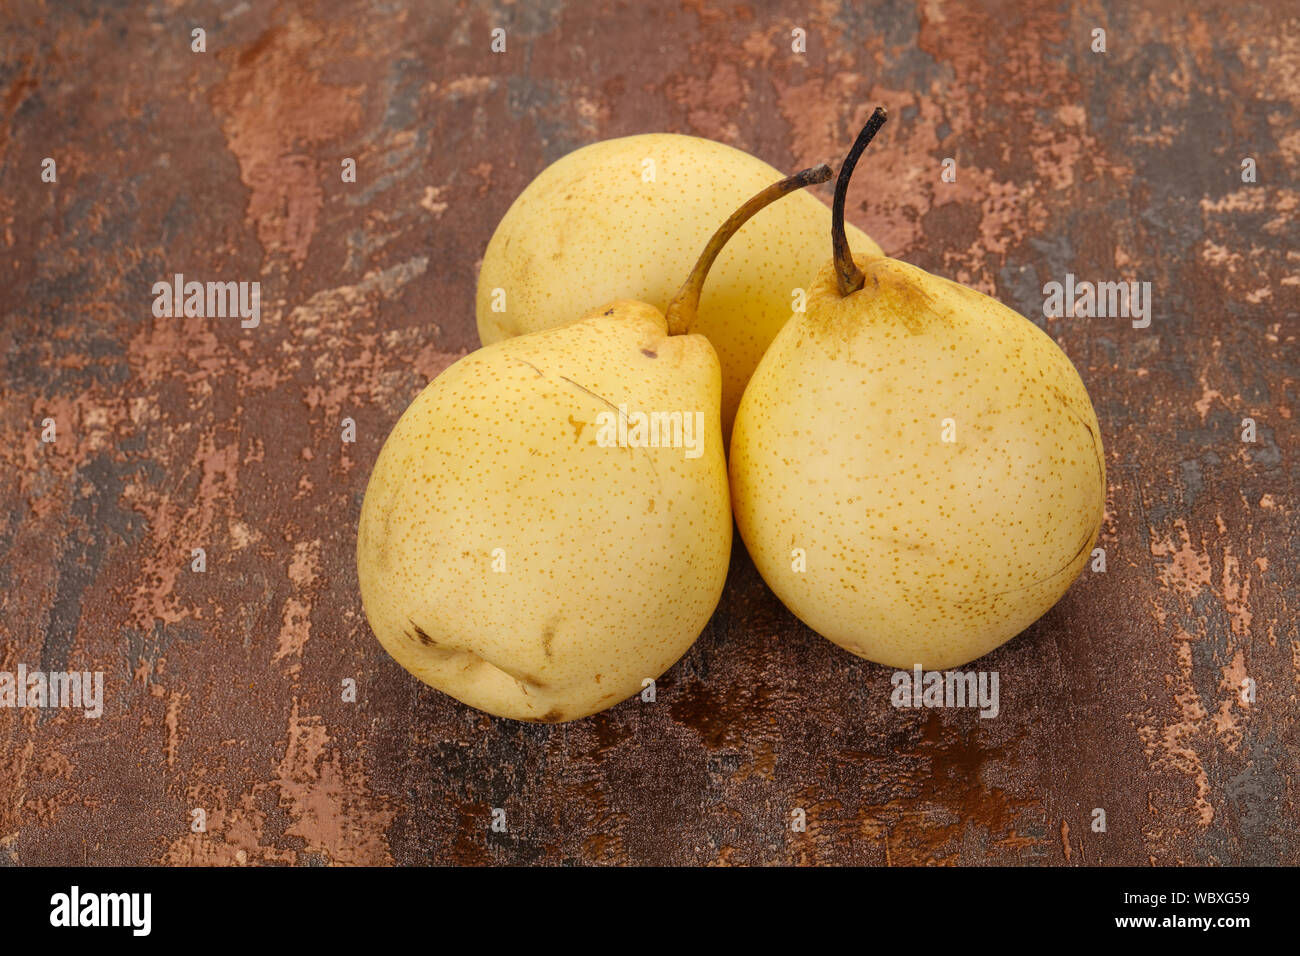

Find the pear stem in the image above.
[
  {"left": 832, "top": 106, "right": 888, "bottom": 297},
  {"left": 665, "top": 163, "right": 833, "bottom": 336}
]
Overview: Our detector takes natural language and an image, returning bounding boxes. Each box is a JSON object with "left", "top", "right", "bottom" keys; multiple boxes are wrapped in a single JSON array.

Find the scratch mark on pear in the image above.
[{"left": 558, "top": 375, "right": 661, "bottom": 487}]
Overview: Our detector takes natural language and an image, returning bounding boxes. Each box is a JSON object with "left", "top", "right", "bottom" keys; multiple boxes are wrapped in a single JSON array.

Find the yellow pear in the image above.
[
  {"left": 475, "top": 133, "right": 882, "bottom": 435},
  {"left": 730, "top": 109, "right": 1106, "bottom": 670},
  {"left": 358, "top": 165, "right": 831, "bottom": 721}
]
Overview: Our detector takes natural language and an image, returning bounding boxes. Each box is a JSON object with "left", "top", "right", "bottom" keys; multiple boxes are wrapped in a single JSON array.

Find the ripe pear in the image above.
[
  {"left": 475, "top": 133, "right": 883, "bottom": 435},
  {"left": 730, "top": 109, "right": 1106, "bottom": 670},
  {"left": 358, "top": 165, "right": 831, "bottom": 722}
]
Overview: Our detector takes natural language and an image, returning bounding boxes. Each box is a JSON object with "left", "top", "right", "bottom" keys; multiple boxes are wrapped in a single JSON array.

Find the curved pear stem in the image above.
[
  {"left": 665, "top": 163, "right": 833, "bottom": 336},
  {"left": 832, "top": 106, "right": 888, "bottom": 297}
]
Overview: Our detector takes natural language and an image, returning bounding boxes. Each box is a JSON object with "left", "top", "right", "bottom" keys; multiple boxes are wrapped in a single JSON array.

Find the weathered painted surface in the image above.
[{"left": 0, "top": 1, "right": 1295, "bottom": 865}]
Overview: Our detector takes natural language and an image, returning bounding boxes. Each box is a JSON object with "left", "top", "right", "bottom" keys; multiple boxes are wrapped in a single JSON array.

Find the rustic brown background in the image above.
[{"left": 0, "top": 0, "right": 1296, "bottom": 866}]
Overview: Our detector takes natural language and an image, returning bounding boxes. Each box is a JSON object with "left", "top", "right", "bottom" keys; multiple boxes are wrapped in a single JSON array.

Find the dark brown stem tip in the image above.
[
  {"left": 795, "top": 163, "right": 834, "bottom": 188},
  {"left": 832, "top": 106, "right": 889, "bottom": 297},
  {"left": 666, "top": 163, "right": 833, "bottom": 335}
]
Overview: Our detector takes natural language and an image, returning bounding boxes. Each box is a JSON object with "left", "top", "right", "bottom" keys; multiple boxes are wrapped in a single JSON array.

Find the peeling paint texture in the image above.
[{"left": 0, "top": 1, "right": 1296, "bottom": 865}]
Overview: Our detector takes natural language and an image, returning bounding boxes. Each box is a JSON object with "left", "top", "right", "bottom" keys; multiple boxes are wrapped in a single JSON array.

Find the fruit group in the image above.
[
  {"left": 730, "top": 110, "right": 1106, "bottom": 669},
  {"left": 359, "top": 165, "right": 830, "bottom": 721},
  {"left": 476, "top": 133, "right": 883, "bottom": 435}
]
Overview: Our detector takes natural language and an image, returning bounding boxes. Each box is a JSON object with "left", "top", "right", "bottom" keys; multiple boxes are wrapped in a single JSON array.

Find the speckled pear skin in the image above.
[
  {"left": 475, "top": 133, "right": 883, "bottom": 436},
  {"left": 358, "top": 302, "right": 730, "bottom": 722},
  {"left": 730, "top": 253, "right": 1106, "bottom": 670}
]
